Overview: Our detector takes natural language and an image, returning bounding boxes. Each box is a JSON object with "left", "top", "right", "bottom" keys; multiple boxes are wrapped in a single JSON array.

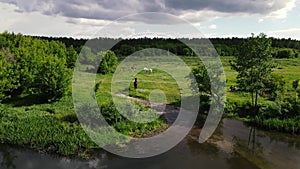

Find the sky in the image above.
[{"left": 0, "top": 0, "right": 300, "bottom": 39}]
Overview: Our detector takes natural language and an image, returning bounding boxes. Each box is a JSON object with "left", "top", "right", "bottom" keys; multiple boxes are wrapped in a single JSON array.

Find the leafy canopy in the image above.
[{"left": 230, "top": 33, "right": 275, "bottom": 107}]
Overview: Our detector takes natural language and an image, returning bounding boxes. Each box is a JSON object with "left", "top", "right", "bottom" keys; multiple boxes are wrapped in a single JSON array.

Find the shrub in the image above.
[
  {"left": 281, "top": 99, "right": 300, "bottom": 118},
  {"left": 0, "top": 33, "right": 73, "bottom": 103},
  {"left": 34, "top": 56, "right": 71, "bottom": 101},
  {"left": 272, "top": 48, "right": 296, "bottom": 58},
  {"left": 99, "top": 101, "right": 165, "bottom": 136},
  {"left": 258, "top": 102, "right": 281, "bottom": 119},
  {"left": 224, "top": 100, "right": 238, "bottom": 114},
  {"left": 97, "top": 51, "right": 118, "bottom": 74}
]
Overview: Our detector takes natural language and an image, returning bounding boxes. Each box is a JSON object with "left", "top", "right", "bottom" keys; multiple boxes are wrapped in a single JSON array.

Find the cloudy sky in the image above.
[{"left": 0, "top": 0, "right": 300, "bottom": 39}]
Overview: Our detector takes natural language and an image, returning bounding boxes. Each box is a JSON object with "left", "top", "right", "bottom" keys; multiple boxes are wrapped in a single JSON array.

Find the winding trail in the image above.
[{"left": 115, "top": 93, "right": 180, "bottom": 125}]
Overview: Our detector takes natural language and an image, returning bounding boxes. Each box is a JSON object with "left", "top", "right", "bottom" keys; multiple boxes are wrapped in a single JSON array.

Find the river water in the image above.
[{"left": 1, "top": 119, "right": 300, "bottom": 169}]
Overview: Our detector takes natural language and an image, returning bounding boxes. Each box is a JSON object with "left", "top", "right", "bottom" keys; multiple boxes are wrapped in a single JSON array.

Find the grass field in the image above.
[
  {"left": 221, "top": 56, "right": 300, "bottom": 103},
  {"left": 95, "top": 55, "right": 300, "bottom": 108},
  {"left": 0, "top": 55, "right": 299, "bottom": 157}
]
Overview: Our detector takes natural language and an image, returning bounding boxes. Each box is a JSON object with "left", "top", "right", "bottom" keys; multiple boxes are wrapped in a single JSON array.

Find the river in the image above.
[{"left": 1, "top": 119, "right": 300, "bottom": 169}]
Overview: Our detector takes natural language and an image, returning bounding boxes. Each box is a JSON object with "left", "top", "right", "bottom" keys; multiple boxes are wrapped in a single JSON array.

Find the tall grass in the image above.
[
  {"left": 250, "top": 116, "right": 300, "bottom": 134},
  {"left": 0, "top": 101, "right": 99, "bottom": 156}
]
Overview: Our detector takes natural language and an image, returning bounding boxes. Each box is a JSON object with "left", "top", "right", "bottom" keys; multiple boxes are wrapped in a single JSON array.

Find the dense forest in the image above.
[{"left": 36, "top": 34, "right": 300, "bottom": 58}]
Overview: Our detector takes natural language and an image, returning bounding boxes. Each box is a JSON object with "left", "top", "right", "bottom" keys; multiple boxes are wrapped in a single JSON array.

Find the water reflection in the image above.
[
  {"left": 0, "top": 119, "right": 300, "bottom": 169},
  {"left": 213, "top": 119, "right": 300, "bottom": 169},
  {"left": 0, "top": 146, "right": 16, "bottom": 169}
]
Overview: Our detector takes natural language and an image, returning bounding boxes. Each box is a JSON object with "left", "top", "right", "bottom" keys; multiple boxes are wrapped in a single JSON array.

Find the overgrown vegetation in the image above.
[
  {"left": 94, "top": 73, "right": 168, "bottom": 137},
  {"left": 182, "top": 34, "right": 300, "bottom": 133},
  {"left": 0, "top": 32, "right": 166, "bottom": 157},
  {"left": 1, "top": 31, "right": 300, "bottom": 158},
  {"left": 226, "top": 34, "right": 300, "bottom": 133},
  {"left": 0, "top": 97, "right": 99, "bottom": 157},
  {"left": 0, "top": 32, "right": 75, "bottom": 102}
]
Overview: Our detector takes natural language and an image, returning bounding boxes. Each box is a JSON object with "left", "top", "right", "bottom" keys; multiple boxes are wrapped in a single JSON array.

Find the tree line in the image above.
[
  {"left": 36, "top": 35, "right": 300, "bottom": 58},
  {"left": 1, "top": 31, "right": 299, "bottom": 104}
]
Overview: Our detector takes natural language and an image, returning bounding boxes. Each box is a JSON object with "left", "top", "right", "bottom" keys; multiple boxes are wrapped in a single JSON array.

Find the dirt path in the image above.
[{"left": 115, "top": 93, "right": 180, "bottom": 125}]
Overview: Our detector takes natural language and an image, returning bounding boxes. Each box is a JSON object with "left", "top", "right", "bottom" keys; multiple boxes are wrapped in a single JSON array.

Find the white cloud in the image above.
[
  {"left": 208, "top": 24, "right": 217, "bottom": 29},
  {"left": 209, "top": 33, "right": 250, "bottom": 39},
  {"left": 66, "top": 18, "right": 111, "bottom": 27},
  {"left": 258, "top": 18, "right": 264, "bottom": 23},
  {"left": 192, "top": 23, "right": 201, "bottom": 27},
  {"left": 179, "top": 10, "right": 226, "bottom": 23},
  {"left": 267, "top": 28, "right": 300, "bottom": 39},
  {"left": 267, "top": 0, "right": 296, "bottom": 19}
]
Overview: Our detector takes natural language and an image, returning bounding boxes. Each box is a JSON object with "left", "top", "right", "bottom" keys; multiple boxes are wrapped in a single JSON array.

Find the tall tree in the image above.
[{"left": 230, "top": 33, "right": 275, "bottom": 115}]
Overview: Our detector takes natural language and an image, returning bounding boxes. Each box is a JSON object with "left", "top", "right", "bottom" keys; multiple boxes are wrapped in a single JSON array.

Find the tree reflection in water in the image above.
[{"left": 0, "top": 145, "right": 17, "bottom": 169}]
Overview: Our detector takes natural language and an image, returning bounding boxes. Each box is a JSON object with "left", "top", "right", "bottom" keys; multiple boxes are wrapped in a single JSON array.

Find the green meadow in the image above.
[{"left": 0, "top": 55, "right": 299, "bottom": 157}]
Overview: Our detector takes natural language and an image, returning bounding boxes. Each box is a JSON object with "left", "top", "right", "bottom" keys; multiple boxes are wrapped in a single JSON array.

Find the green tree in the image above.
[
  {"left": 66, "top": 45, "right": 78, "bottom": 68},
  {"left": 35, "top": 56, "right": 71, "bottom": 101},
  {"left": 230, "top": 33, "right": 275, "bottom": 115},
  {"left": 183, "top": 48, "right": 191, "bottom": 56},
  {"left": 262, "top": 74, "right": 286, "bottom": 101},
  {"left": 272, "top": 48, "right": 295, "bottom": 58},
  {"left": 78, "top": 46, "right": 95, "bottom": 65},
  {"left": 190, "top": 64, "right": 211, "bottom": 94},
  {"left": 98, "top": 50, "right": 118, "bottom": 74},
  {"left": 0, "top": 49, "right": 20, "bottom": 101},
  {"left": 0, "top": 32, "right": 72, "bottom": 102}
]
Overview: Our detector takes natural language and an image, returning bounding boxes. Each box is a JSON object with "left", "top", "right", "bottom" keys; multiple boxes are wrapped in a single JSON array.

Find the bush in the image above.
[
  {"left": 224, "top": 100, "right": 240, "bottom": 115},
  {"left": 190, "top": 65, "right": 210, "bottom": 94},
  {"left": 0, "top": 33, "right": 73, "bottom": 103},
  {"left": 272, "top": 48, "right": 297, "bottom": 58},
  {"left": 35, "top": 56, "right": 71, "bottom": 101},
  {"left": 97, "top": 50, "right": 118, "bottom": 74},
  {"left": 281, "top": 99, "right": 300, "bottom": 119},
  {"left": 100, "top": 101, "right": 123, "bottom": 125},
  {"left": 258, "top": 102, "right": 281, "bottom": 119},
  {"left": 262, "top": 74, "right": 286, "bottom": 101},
  {"left": 100, "top": 101, "right": 165, "bottom": 136}
]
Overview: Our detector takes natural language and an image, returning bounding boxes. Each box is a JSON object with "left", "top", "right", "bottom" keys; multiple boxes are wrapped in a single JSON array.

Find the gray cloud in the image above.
[
  {"left": 165, "top": 0, "right": 289, "bottom": 14},
  {"left": 0, "top": 0, "right": 294, "bottom": 23}
]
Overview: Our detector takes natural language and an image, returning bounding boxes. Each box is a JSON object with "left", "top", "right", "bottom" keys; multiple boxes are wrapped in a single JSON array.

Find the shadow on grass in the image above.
[{"left": 3, "top": 94, "right": 50, "bottom": 107}]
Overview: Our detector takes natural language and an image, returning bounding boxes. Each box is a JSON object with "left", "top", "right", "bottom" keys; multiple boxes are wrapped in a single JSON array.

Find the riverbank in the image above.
[
  {"left": 225, "top": 112, "right": 300, "bottom": 135},
  {"left": 2, "top": 119, "right": 300, "bottom": 169},
  {"left": 0, "top": 95, "right": 167, "bottom": 158},
  {"left": 0, "top": 97, "right": 99, "bottom": 158}
]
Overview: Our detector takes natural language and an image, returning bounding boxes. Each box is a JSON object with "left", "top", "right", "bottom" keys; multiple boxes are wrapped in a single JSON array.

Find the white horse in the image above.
[{"left": 144, "top": 67, "right": 152, "bottom": 73}]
